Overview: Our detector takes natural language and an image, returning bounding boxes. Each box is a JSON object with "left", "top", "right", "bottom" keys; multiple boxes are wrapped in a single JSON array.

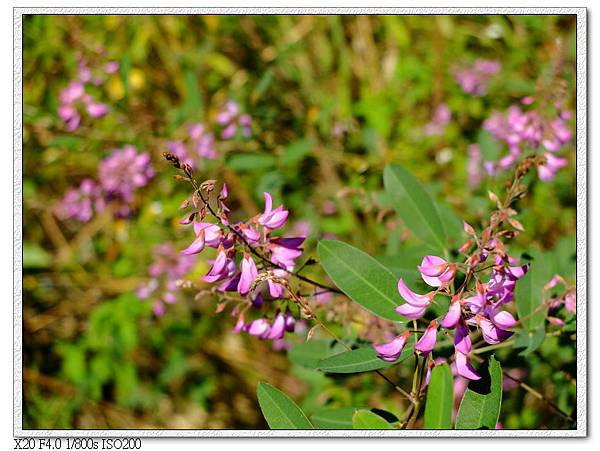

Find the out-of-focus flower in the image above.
[
  {"left": 424, "top": 104, "right": 451, "bottom": 136},
  {"left": 55, "top": 178, "right": 104, "bottom": 222},
  {"left": 217, "top": 100, "right": 251, "bottom": 139},
  {"left": 136, "top": 243, "right": 196, "bottom": 316},
  {"left": 454, "top": 59, "right": 501, "bottom": 96}
]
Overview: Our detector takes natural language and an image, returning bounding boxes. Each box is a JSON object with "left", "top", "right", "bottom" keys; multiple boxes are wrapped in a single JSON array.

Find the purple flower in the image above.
[
  {"left": 440, "top": 296, "right": 462, "bottom": 329},
  {"left": 424, "top": 104, "right": 451, "bottom": 136},
  {"left": 474, "top": 315, "right": 513, "bottom": 345},
  {"left": 414, "top": 320, "right": 438, "bottom": 355},
  {"left": 245, "top": 318, "right": 271, "bottom": 339},
  {"left": 454, "top": 59, "right": 501, "bottom": 96},
  {"left": 394, "top": 279, "right": 435, "bottom": 320},
  {"left": 418, "top": 255, "right": 456, "bottom": 287},
  {"left": 55, "top": 178, "right": 103, "bottom": 222},
  {"left": 455, "top": 351, "right": 481, "bottom": 381},
  {"left": 373, "top": 331, "right": 411, "bottom": 362},
  {"left": 217, "top": 100, "right": 252, "bottom": 139},
  {"left": 98, "top": 146, "right": 154, "bottom": 217},
  {"left": 538, "top": 153, "right": 568, "bottom": 181},
  {"left": 565, "top": 292, "right": 576, "bottom": 313},
  {"left": 269, "top": 237, "right": 304, "bottom": 270},
  {"left": 257, "top": 192, "right": 289, "bottom": 230},
  {"left": 137, "top": 243, "right": 195, "bottom": 316},
  {"left": 267, "top": 312, "right": 287, "bottom": 340},
  {"left": 237, "top": 253, "right": 258, "bottom": 296}
]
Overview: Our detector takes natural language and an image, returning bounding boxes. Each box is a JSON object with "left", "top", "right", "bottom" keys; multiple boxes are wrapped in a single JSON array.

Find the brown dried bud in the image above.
[
  {"left": 163, "top": 152, "right": 182, "bottom": 168},
  {"left": 508, "top": 217, "right": 525, "bottom": 232},
  {"left": 459, "top": 239, "right": 473, "bottom": 254},
  {"left": 200, "top": 179, "right": 217, "bottom": 192},
  {"left": 179, "top": 199, "right": 190, "bottom": 210}
]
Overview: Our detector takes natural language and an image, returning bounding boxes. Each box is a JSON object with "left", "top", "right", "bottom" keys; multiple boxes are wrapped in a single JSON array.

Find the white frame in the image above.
[{"left": 13, "top": 7, "right": 587, "bottom": 437}]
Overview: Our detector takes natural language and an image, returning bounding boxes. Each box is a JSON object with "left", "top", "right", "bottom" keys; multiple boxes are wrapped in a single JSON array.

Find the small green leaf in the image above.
[
  {"left": 424, "top": 363, "right": 454, "bottom": 429},
  {"left": 455, "top": 356, "right": 503, "bottom": 430},
  {"left": 514, "top": 329, "right": 546, "bottom": 356},
  {"left": 383, "top": 164, "right": 447, "bottom": 250},
  {"left": 352, "top": 409, "right": 391, "bottom": 429},
  {"left": 256, "top": 382, "right": 313, "bottom": 429},
  {"left": 318, "top": 240, "right": 403, "bottom": 321},
  {"left": 311, "top": 408, "right": 356, "bottom": 429},
  {"left": 317, "top": 345, "right": 413, "bottom": 374}
]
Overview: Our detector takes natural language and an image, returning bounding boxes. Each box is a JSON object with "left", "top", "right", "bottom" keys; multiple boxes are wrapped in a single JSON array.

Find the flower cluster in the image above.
[
  {"left": 482, "top": 98, "right": 572, "bottom": 181},
  {"left": 55, "top": 178, "right": 105, "bottom": 223},
  {"left": 98, "top": 146, "right": 155, "bottom": 218},
  {"left": 166, "top": 123, "right": 217, "bottom": 169},
  {"left": 216, "top": 100, "right": 252, "bottom": 139},
  {"left": 454, "top": 59, "right": 501, "bottom": 96},
  {"left": 374, "top": 242, "right": 528, "bottom": 381},
  {"left": 424, "top": 104, "right": 451, "bottom": 137},
  {"left": 57, "top": 53, "right": 119, "bottom": 131},
  {"left": 136, "top": 243, "right": 196, "bottom": 316},
  {"left": 56, "top": 146, "right": 154, "bottom": 222},
  {"left": 176, "top": 178, "right": 305, "bottom": 343}
]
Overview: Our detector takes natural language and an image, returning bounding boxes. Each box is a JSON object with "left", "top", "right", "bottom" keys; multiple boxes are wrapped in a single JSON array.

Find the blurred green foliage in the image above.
[{"left": 23, "top": 14, "right": 576, "bottom": 429}]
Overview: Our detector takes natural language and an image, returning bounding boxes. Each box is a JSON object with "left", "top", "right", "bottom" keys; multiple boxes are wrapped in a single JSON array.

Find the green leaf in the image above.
[
  {"left": 514, "top": 329, "right": 546, "bottom": 356},
  {"left": 515, "top": 249, "right": 551, "bottom": 331},
  {"left": 310, "top": 408, "right": 356, "bottom": 429},
  {"left": 281, "top": 138, "right": 314, "bottom": 166},
  {"left": 256, "top": 382, "right": 313, "bottom": 429},
  {"left": 424, "top": 363, "right": 454, "bottom": 429},
  {"left": 228, "top": 153, "right": 276, "bottom": 171},
  {"left": 352, "top": 409, "right": 391, "bottom": 429},
  {"left": 455, "top": 356, "right": 503, "bottom": 430},
  {"left": 317, "top": 240, "right": 403, "bottom": 321},
  {"left": 288, "top": 340, "right": 338, "bottom": 368},
  {"left": 383, "top": 164, "right": 447, "bottom": 250},
  {"left": 317, "top": 345, "right": 413, "bottom": 374},
  {"left": 23, "top": 242, "right": 52, "bottom": 269}
]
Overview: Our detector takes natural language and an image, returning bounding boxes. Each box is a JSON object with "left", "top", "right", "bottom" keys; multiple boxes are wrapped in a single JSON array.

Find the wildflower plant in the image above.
[{"left": 164, "top": 142, "right": 576, "bottom": 430}]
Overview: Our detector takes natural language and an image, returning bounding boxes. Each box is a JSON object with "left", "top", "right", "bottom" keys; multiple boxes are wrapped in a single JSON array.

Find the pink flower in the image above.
[
  {"left": 373, "top": 331, "right": 411, "bottom": 362},
  {"left": 538, "top": 153, "right": 568, "bottom": 182},
  {"left": 394, "top": 279, "right": 434, "bottom": 320},
  {"left": 258, "top": 192, "right": 289, "bottom": 230},
  {"left": 238, "top": 253, "right": 258, "bottom": 295},
  {"left": 441, "top": 296, "right": 462, "bottom": 329},
  {"left": 418, "top": 255, "right": 456, "bottom": 287},
  {"left": 565, "top": 292, "right": 576, "bottom": 313},
  {"left": 414, "top": 320, "right": 438, "bottom": 355},
  {"left": 455, "top": 351, "right": 481, "bottom": 381}
]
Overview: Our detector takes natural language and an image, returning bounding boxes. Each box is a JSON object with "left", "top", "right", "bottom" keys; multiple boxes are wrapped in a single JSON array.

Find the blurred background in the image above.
[{"left": 22, "top": 15, "right": 576, "bottom": 429}]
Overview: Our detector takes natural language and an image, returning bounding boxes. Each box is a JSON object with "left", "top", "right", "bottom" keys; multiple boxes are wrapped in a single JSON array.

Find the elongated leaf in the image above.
[
  {"left": 352, "top": 409, "right": 391, "bottom": 429},
  {"left": 317, "top": 345, "right": 413, "bottom": 374},
  {"left": 318, "top": 240, "right": 403, "bottom": 321},
  {"left": 383, "top": 164, "right": 447, "bottom": 250},
  {"left": 310, "top": 407, "right": 356, "bottom": 429},
  {"left": 515, "top": 249, "right": 551, "bottom": 331},
  {"left": 455, "top": 356, "right": 503, "bottom": 430},
  {"left": 424, "top": 363, "right": 454, "bottom": 429},
  {"left": 288, "top": 340, "right": 339, "bottom": 368},
  {"left": 256, "top": 382, "right": 313, "bottom": 429}
]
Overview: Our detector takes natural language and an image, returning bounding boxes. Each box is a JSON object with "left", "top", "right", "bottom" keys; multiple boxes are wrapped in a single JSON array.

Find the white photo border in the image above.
[{"left": 13, "top": 7, "right": 587, "bottom": 438}]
